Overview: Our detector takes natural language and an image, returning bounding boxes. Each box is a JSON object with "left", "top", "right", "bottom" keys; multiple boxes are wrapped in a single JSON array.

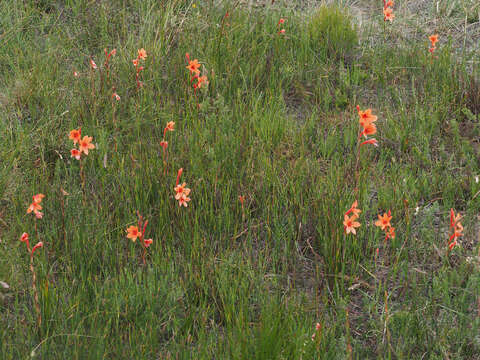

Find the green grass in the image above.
[{"left": 1, "top": 0, "right": 480, "bottom": 358}]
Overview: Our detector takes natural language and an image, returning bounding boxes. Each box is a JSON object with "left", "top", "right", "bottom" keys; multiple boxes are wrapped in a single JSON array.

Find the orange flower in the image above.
[
  {"left": 27, "top": 193, "right": 45, "bottom": 217},
  {"left": 112, "top": 92, "right": 120, "bottom": 101},
  {"left": 90, "top": 59, "right": 97, "bottom": 70},
  {"left": 362, "top": 123, "right": 377, "bottom": 137},
  {"left": 138, "top": 48, "right": 147, "bottom": 60},
  {"left": 197, "top": 75, "right": 209, "bottom": 89},
  {"left": 143, "top": 238, "right": 153, "bottom": 247},
  {"left": 278, "top": 29, "right": 286, "bottom": 35},
  {"left": 174, "top": 182, "right": 191, "bottom": 200},
  {"left": 383, "top": 7, "right": 394, "bottom": 22},
  {"left": 186, "top": 59, "right": 201, "bottom": 75},
  {"left": 375, "top": 212, "right": 392, "bottom": 230},
  {"left": 32, "top": 194, "right": 45, "bottom": 203},
  {"left": 358, "top": 108, "right": 378, "bottom": 127},
  {"left": 448, "top": 209, "right": 463, "bottom": 250},
  {"left": 174, "top": 168, "right": 191, "bottom": 207},
  {"left": 278, "top": 18, "right": 285, "bottom": 25},
  {"left": 31, "top": 242, "right": 43, "bottom": 255},
  {"left": 165, "top": 121, "right": 175, "bottom": 132},
  {"left": 69, "top": 128, "right": 81, "bottom": 144},
  {"left": 132, "top": 59, "right": 139, "bottom": 66},
  {"left": 178, "top": 194, "right": 191, "bottom": 207},
  {"left": 343, "top": 214, "right": 361, "bottom": 235},
  {"left": 160, "top": 140, "right": 168, "bottom": 150},
  {"left": 126, "top": 225, "right": 140, "bottom": 242},
  {"left": 385, "top": 0, "right": 394, "bottom": 7},
  {"left": 345, "top": 200, "right": 361, "bottom": 217},
  {"left": 386, "top": 226, "right": 395, "bottom": 239},
  {"left": 27, "top": 202, "right": 42, "bottom": 218},
  {"left": 71, "top": 149, "right": 81, "bottom": 160},
  {"left": 20, "top": 232, "right": 29, "bottom": 243},
  {"left": 429, "top": 34, "right": 439, "bottom": 47},
  {"left": 360, "top": 138, "right": 378, "bottom": 147},
  {"left": 79, "top": 136, "right": 95, "bottom": 155}
]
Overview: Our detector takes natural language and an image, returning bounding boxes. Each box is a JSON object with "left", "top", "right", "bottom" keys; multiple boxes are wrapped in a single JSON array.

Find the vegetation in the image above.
[{"left": 1, "top": 0, "right": 479, "bottom": 358}]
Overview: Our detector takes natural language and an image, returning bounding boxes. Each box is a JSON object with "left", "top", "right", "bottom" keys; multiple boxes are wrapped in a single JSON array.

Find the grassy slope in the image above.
[{"left": 0, "top": 0, "right": 479, "bottom": 359}]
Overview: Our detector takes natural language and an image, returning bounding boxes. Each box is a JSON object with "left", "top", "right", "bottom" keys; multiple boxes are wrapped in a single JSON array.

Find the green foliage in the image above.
[{"left": 306, "top": 5, "right": 358, "bottom": 61}]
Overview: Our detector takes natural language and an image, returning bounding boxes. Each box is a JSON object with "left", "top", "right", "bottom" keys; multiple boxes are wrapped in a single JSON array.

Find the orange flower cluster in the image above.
[
  {"left": 69, "top": 128, "right": 95, "bottom": 160},
  {"left": 27, "top": 194, "right": 45, "bottom": 219},
  {"left": 428, "top": 34, "right": 439, "bottom": 55},
  {"left": 185, "top": 53, "right": 209, "bottom": 95},
  {"left": 133, "top": 48, "right": 147, "bottom": 89},
  {"left": 277, "top": 18, "right": 286, "bottom": 35},
  {"left": 174, "top": 168, "right": 191, "bottom": 207},
  {"left": 19, "top": 232, "right": 43, "bottom": 257},
  {"left": 375, "top": 210, "right": 395, "bottom": 242},
  {"left": 104, "top": 48, "right": 116, "bottom": 68},
  {"left": 383, "top": 0, "right": 394, "bottom": 22},
  {"left": 89, "top": 59, "right": 98, "bottom": 70},
  {"left": 126, "top": 212, "right": 153, "bottom": 265},
  {"left": 126, "top": 212, "right": 153, "bottom": 248},
  {"left": 160, "top": 121, "right": 175, "bottom": 152},
  {"left": 343, "top": 201, "right": 361, "bottom": 235},
  {"left": 448, "top": 209, "right": 463, "bottom": 250},
  {"left": 356, "top": 106, "right": 379, "bottom": 147}
]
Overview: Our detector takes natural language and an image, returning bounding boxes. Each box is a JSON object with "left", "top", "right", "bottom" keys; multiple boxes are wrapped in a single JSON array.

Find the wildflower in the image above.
[
  {"left": 278, "top": 18, "right": 285, "bottom": 25},
  {"left": 375, "top": 211, "right": 392, "bottom": 230},
  {"left": 20, "top": 232, "right": 29, "bottom": 243},
  {"left": 386, "top": 226, "right": 395, "bottom": 239},
  {"left": 361, "top": 120, "right": 377, "bottom": 138},
  {"left": 104, "top": 48, "right": 116, "bottom": 59},
  {"left": 343, "top": 214, "right": 361, "bottom": 235},
  {"left": 78, "top": 136, "right": 95, "bottom": 155},
  {"left": 126, "top": 225, "right": 140, "bottom": 242},
  {"left": 31, "top": 242, "right": 43, "bottom": 255},
  {"left": 132, "top": 58, "right": 139, "bottom": 66},
  {"left": 429, "top": 34, "right": 439, "bottom": 47},
  {"left": 186, "top": 59, "right": 201, "bottom": 75},
  {"left": 196, "top": 75, "right": 209, "bottom": 89},
  {"left": 357, "top": 108, "right": 378, "bottom": 127},
  {"left": 165, "top": 121, "right": 175, "bottom": 133},
  {"left": 112, "top": 92, "right": 120, "bottom": 101},
  {"left": 138, "top": 48, "right": 147, "bottom": 60},
  {"left": 32, "top": 194, "right": 45, "bottom": 203},
  {"left": 238, "top": 195, "right": 245, "bottom": 208},
  {"left": 383, "top": 7, "right": 394, "bottom": 22},
  {"left": 90, "top": 59, "right": 97, "bottom": 70},
  {"left": 71, "top": 149, "right": 81, "bottom": 160},
  {"left": 174, "top": 168, "right": 191, "bottom": 207},
  {"left": 345, "top": 200, "right": 361, "bottom": 217},
  {"left": 311, "top": 322, "right": 321, "bottom": 341},
  {"left": 160, "top": 140, "right": 168, "bottom": 150},
  {"left": 178, "top": 195, "right": 191, "bottom": 207},
  {"left": 69, "top": 128, "right": 82, "bottom": 144},
  {"left": 73, "top": 71, "right": 79, "bottom": 77},
  {"left": 448, "top": 209, "right": 463, "bottom": 250},
  {"left": 27, "top": 194, "right": 45, "bottom": 218},
  {"left": 174, "top": 183, "right": 191, "bottom": 200},
  {"left": 278, "top": 29, "right": 286, "bottom": 35},
  {"left": 360, "top": 138, "right": 379, "bottom": 147},
  {"left": 143, "top": 238, "right": 153, "bottom": 247}
]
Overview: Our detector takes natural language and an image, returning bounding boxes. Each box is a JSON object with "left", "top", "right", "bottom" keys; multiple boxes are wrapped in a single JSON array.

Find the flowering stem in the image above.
[{"left": 353, "top": 128, "right": 362, "bottom": 197}]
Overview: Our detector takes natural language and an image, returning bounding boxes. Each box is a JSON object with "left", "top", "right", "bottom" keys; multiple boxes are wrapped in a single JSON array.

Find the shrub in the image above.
[{"left": 307, "top": 5, "right": 358, "bottom": 62}]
